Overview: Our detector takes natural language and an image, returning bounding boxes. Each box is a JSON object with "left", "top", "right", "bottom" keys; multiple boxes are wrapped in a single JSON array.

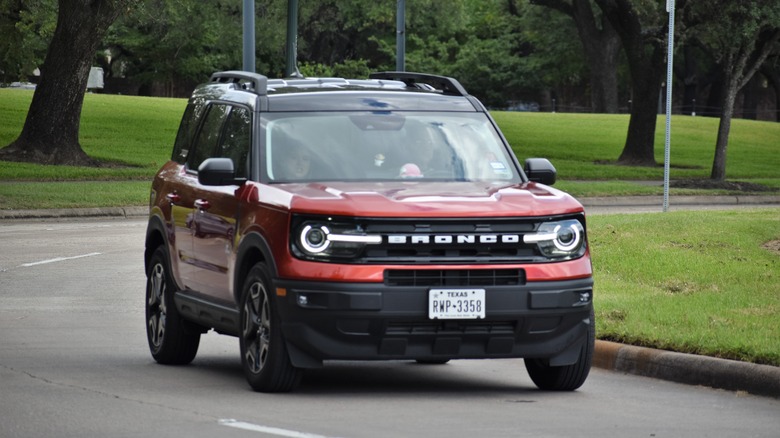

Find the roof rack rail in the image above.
[
  {"left": 368, "top": 72, "right": 468, "bottom": 96},
  {"left": 210, "top": 71, "right": 268, "bottom": 95}
]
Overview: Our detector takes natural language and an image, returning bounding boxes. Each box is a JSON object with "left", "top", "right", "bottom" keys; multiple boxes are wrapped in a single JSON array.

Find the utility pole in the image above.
[
  {"left": 396, "top": 0, "right": 406, "bottom": 71},
  {"left": 242, "top": 0, "right": 255, "bottom": 72},
  {"left": 285, "top": 0, "right": 301, "bottom": 77}
]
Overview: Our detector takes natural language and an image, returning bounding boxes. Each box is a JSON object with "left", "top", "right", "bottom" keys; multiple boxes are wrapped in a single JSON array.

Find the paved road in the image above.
[{"left": 1, "top": 218, "right": 778, "bottom": 438}]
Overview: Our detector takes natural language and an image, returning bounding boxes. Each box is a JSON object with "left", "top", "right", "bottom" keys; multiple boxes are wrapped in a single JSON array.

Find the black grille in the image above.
[
  {"left": 385, "top": 320, "right": 517, "bottom": 335},
  {"left": 385, "top": 269, "right": 526, "bottom": 287}
]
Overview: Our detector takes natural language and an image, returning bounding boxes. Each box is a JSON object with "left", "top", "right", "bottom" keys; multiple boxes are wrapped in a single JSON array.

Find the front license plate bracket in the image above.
[{"left": 428, "top": 289, "right": 486, "bottom": 320}]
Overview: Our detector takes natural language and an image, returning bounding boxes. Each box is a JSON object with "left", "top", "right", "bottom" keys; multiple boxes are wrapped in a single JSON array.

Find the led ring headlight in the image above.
[
  {"left": 552, "top": 223, "right": 581, "bottom": 251},
  {"left": 523, "top": 219, "right": 585, "bottom": 260},
  {"left": 300, "top": 225, "right": 331, "bottom": 254},
  {"left": 297, "top": 223, "right": 383, "bottom": 258}
]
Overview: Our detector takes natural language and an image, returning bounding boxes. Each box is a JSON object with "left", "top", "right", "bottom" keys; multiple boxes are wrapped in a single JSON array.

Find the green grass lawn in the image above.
[
  {"left": 0, "top": 89, "right": 185, "bottom": 181},
  {"left": 493, "top": 111, "right": 780, "bottom": 182},
  {"left": 590, "top": 210, "right": 780, "bottom": 366},
  {"left": 1, "top": 88, "right": 779, "bottom": 366}
]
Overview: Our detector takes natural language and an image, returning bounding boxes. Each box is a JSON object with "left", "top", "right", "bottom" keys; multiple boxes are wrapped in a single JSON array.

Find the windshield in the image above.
[{"left": 262, "top": 112, "right": 520, "bottom": 183}]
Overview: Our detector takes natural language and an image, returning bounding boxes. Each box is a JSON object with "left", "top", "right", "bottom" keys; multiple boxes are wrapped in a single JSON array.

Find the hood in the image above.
[{"left": 256, "top": 181, "right": 584, "bottom": 218}]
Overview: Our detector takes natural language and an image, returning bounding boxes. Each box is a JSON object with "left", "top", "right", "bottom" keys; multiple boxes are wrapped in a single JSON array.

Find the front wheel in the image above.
[
  {"left": 524, "top": 307, "right": 595, "bottom": 391},
  {"left": 239, "top": 263, "right": 301, "bottom": 392},
  {"left": 145, "top": 246, "right": 200, "bottom": 365}
]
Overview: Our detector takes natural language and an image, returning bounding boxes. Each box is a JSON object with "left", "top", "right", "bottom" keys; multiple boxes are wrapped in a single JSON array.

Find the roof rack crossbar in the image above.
[
  {"left": 368, "top": 72, "right": 468, "bottom": 96},
  {"left": 210, "top": 71, "right": 268, "bottom": 96}
]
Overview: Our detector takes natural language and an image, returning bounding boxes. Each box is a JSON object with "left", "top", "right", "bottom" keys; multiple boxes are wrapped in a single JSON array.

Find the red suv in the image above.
[{"left": 144, "top": 71, "right": 594, "bottom": 392}]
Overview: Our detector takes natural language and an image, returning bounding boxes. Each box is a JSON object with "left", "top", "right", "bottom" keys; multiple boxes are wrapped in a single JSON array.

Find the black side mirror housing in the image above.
[
  {"left": 198, "top": 158, "right": 246, "bottom": 186},
  {"left": 524, "top": 158, "right": 557, "bottom": 185}
]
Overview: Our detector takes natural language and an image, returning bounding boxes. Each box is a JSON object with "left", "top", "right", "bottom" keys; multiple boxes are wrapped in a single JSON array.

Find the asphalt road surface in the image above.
[{"left": 1, "top": 217, "right": 778, "bottom": 438}]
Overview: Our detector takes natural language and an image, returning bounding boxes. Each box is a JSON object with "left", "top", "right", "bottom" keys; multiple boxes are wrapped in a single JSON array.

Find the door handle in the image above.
[
  {"left": 194, "top": 199, "right": 211, "bottom": 210},
  {"left": 166, "top": 193, "right": 180, "bottom": 203}
]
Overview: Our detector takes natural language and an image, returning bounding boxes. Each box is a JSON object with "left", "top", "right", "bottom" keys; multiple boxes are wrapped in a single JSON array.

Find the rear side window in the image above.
[
  {"left": 171, "top": 104, "right": 198, "bottom": 164},
  {"left": 187, "top": 104, "right": 229, "bottom": 171}
]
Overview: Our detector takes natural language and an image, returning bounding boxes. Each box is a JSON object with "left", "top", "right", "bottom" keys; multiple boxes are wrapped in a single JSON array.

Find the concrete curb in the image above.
[
  {"left": 594, "top": 340, "right": 780, "bottom": 398},
  {"left": 0, "top": 206, "right": 148, "bottom": 220}
]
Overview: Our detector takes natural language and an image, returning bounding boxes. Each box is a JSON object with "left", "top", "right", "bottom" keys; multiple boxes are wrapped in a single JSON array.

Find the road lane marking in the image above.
[
  {"left": 20, "top": 252, "right": 102, "bottom": 267},
  {"left": 218, "top": 419, "right": 341, "bottom": 438}
]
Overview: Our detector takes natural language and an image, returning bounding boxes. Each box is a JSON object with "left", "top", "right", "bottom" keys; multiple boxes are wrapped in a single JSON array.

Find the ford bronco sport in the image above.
[{"left": 144, "top": 71, "right": 594, "bottom": 392}]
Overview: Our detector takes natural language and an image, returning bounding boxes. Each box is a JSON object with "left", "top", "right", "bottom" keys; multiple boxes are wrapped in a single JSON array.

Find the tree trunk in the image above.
[
  {"left": 587, "top": 45, "right": 621, "bottom": 114},
  {"left": 531, "top": 0, "right": 622, "bottom": 114},
  {"left": 571, "top": 0, "right": 621, "bottom": 113},
  {"left": 709, "top": 30, "right": 779, "bottom": 180},
  {"left": 0, "top": 0, "right": 124, "bottom": 166},
  {"left": 595, "top": 0, "right": 666, "bottom": 166},
  {"left": 711, "top": 78, "right": 738, "bottom": 180},
  {"left": 618, "top": 58, "right": 664, "bottom": 165}
]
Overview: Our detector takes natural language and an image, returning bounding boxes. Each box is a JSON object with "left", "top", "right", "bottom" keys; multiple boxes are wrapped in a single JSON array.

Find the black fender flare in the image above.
[
  {"left": 144, "top": 213, "right": 171, "bottom": 275},
  {"left": 233, "top": 231, "right": 278, "bottom": 303}
]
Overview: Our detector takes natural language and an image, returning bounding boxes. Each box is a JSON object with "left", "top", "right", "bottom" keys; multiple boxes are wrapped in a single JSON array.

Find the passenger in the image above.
[{"left": 276, "top": 138, "right": 311, "bottom": 180}]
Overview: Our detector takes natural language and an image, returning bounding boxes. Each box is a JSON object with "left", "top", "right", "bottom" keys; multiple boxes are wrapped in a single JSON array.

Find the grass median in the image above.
[
  {"left": 590, "top": 210, "right": 779, "bottom": 366},
  {"left": 1, "top": 88, "right": 778, "bottom": 366}
]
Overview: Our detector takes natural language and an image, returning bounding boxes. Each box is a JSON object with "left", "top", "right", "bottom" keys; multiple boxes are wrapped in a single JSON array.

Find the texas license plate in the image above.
[{"left": 428, "top": 289, "right": 485, "bottom": 319}]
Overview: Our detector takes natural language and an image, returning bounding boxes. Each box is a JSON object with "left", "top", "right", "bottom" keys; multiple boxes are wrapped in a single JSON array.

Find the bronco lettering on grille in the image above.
[{"left": 387, "top": 235, "right": 521, "bottom": 244}]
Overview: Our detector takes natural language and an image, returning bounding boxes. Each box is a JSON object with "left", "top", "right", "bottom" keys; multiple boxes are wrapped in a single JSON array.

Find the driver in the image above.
[{"left": 402, "top": 121, "right": 451, "bottom": 177}]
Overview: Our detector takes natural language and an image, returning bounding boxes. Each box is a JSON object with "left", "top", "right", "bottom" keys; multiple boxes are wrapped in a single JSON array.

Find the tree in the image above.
[
  {"left": 0, "top": 0, "right": 56, "bottom": 83},
  {"left": 106, "top": 0, "right": 242, "bottom": 96},
  {"left": 0, "top": 0, "right": 133, "bottom": 166},
  {"left": 530, "top": 0, "right": 622, "bottom": 113},
  {"left": 688, "top": 1, "right": 780, "bottom": 180},
  {"left": 594, "top": 0, "right": 672, "bottom": 166}
]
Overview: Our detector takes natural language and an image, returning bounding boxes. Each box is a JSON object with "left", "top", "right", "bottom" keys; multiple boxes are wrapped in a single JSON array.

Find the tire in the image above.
[
  {"left": 145, "top": 246, "right": 200, "bottom": 365},
  {"left": 524, "top": 307, "right": 595, "bottom": 391},
  {"left": 239, "top": 263, "right": 301, "bottom": 392}
]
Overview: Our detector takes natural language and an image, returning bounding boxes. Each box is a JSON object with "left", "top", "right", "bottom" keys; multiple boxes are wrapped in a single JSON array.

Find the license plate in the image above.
[{"left": 428, "top": 289, "right": 485, "bottom": 319}]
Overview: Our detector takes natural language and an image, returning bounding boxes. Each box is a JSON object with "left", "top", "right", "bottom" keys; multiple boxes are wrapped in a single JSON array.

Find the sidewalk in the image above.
[{"left": 1, "top": 196, "right": 779, "bottom": 398}]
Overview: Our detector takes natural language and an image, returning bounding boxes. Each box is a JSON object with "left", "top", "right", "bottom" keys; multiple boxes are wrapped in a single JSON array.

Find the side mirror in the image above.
[
  {"left": 524, "top": 158, "right": 557, "bottom": 185},
  {"left": 198, "top": 158, "right": 245, "bottom": 186}
]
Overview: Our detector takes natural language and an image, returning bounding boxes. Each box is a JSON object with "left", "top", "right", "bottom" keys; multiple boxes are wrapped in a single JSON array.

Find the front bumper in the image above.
[{"left": 274, "top": 276, "right": 594, "bottom": 368}]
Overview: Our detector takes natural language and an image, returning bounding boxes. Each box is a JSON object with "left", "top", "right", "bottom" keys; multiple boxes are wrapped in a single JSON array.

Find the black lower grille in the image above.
[
  {"left": 385, "top": 268, "right": 526, "bottom": 287},
  {"left": 385, "top": 320, "right": 517, "bottom": 335}
]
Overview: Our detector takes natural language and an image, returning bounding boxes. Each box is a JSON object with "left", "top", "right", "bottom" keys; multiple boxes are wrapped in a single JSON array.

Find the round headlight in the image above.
[
  {"left": 300, "top": 225, "right": 331, "bottom": 253},
  {"left": 553, "top": 223, "right": 581, "bottom": 252},
  {"left": 523, "top": 219, "right": 585, "bottom": 260}
]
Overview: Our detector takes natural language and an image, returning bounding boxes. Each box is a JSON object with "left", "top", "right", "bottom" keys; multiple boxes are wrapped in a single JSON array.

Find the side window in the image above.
[
  {"left": 171, "top": 104, "right": 197, "bottom": 164},
  {"left": 188, "top": 104, "right": 229, "bottom": 171},
  {"left": 217, "top": 107, "right": 251, "bottom": 179}
]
